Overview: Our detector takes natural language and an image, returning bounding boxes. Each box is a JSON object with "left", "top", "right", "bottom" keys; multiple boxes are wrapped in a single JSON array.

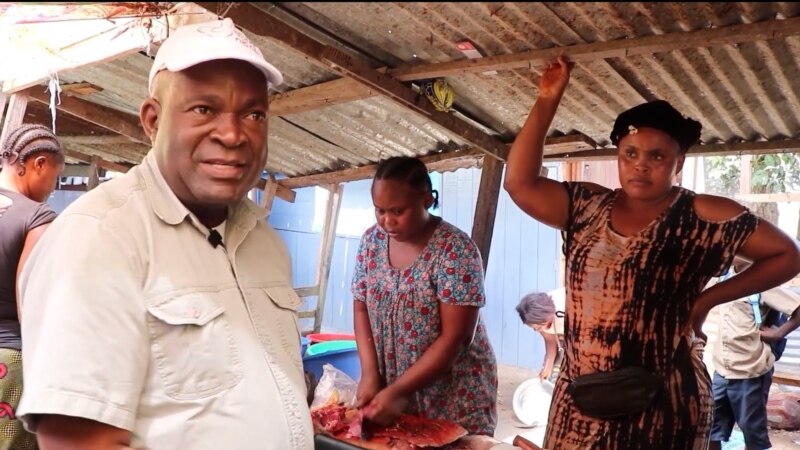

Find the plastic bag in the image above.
[{"left": 310, "top": 363, "right": 358, "bottom": 410}]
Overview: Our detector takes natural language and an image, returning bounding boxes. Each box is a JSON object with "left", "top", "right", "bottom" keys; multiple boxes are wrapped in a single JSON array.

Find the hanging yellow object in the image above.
[{"left": 422, "top": 79, "right": 455, "bottom": 112}]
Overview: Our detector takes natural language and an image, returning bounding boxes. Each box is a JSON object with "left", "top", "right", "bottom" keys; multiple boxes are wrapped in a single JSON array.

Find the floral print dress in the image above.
[{"left": 351, "top": 220, "right": 498, "bottom": 435}]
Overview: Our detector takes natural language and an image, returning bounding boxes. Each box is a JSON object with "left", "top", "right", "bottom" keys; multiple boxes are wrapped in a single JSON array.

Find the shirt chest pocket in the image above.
[{"left": 146, "top": 293, "right": 242, "bottom": 401}]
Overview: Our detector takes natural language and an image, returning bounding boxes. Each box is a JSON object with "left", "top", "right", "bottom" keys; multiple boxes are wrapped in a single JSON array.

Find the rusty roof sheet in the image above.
[{"left": 22, "top": 2, "right": 800, "bottom": 178}]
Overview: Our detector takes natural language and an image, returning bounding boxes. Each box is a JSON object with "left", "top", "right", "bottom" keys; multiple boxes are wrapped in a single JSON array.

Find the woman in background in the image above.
[
  {"left": 351, "top": 156, "right": 498, "bottom": 436},
  {"left": 516, "top": 289, "right": 565, "bottom": 383},
  {"left": 0, "top": 124, "right": 64, "bottom": 450}
]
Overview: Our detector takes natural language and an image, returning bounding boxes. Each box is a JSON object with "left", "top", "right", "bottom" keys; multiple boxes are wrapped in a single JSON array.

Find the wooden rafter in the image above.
[
  {"left": 278, "top": 148, "right": 485, "bottom": 190},
  {"left": 269, "top": 77, "right": 378, "bottom": 116},
  {"left": 278, "top": 134, "right": 595, "bottom": 190},
  {"left": 60, "top": 135, "right": 136, "bottom": 146},
  {"left": 195, "top": 2, "right": 511, "bottom": 162},
  {"left": 28, "top": 89, "right": 149, "bottom": 144},
  {"left": 63, "top": 149, "right": 131, "bottom": 174},
  {"left": 386, "top": 16, "right": 800, "bottom": 81},
  {"left": 249, "top": 16, "right": 800, "bottom": 118}
]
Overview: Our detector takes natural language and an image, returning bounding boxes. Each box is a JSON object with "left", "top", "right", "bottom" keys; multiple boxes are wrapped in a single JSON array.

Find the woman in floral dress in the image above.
[
  {"left": 351, "top": 156, "right": 497, "bottom": 436},
  {"left": 504, "top": 57, "right": 800, "bottom": 449}
]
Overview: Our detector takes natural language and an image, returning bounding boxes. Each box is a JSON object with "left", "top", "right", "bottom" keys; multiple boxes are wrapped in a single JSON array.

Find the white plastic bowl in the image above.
[{"left": 512, "top": 378, "right": 555, "bottom": 428}]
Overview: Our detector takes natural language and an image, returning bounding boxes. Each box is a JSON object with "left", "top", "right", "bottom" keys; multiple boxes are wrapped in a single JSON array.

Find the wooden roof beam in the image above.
[
  {"left": 389, "top": 16, "right": 800, "bottom": 81},
  {"left": 545, "top": 139, "right": 800, "bottom": 162},
  {"left": 259, "top": 16, "right": 800, "bottom": 118},
  {"left": 63, "top": 149, "right": 132, "bottom": 174},
  {"left": 277, "top": 133, "right": 595, "bottom": 189},
  {"left": 195, "top": 2, "right": 510, "bottom": 162},
  {"left": 28, "top": 89, "right": 149, "bottom": 144}
]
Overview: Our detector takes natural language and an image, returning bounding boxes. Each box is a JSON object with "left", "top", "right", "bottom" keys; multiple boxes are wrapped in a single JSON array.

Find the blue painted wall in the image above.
[{"left": 270, "top": 165, "right": 562, "bottom": 370}]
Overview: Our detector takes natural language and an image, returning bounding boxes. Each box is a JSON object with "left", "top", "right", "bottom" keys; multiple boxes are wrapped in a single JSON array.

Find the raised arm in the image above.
[{"left": 504, "top": 56, "right": 573, "bottom": 230}]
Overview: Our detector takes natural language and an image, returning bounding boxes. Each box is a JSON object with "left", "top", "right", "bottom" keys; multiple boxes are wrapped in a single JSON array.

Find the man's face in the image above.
[{"left": 142, "top": 59, "right": 269, "bottom": 210}]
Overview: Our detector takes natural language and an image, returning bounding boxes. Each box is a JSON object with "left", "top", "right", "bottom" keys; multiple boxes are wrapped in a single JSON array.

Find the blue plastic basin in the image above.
[
  {"left": 302, "top": 340, "right": 361, "bottom": 382},
  {"left": 300, "top": 336, "right": 311, "bottom": 358}
]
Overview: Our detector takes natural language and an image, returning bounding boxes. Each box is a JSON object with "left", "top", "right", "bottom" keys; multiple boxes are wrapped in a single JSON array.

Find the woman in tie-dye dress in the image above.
[
  {"left": 351, "top": 156, "right": 497, "bottom": 436},
  {"left": 504, "top": 56, "right": 800, "bottom": 449}
]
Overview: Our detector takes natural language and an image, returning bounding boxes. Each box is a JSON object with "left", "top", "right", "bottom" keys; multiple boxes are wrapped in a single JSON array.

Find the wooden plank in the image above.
[
  {"left": 278, "top": 148, "right": 484, "bottom": 190},
  {"left": 196, "top": 2, "right": 510, "bottom": 162},
  {"left": 294, "top": 286, "right": 320, "bottom": 298},
  {"left": 60, "top": 135, "right": 135, "bottom": 146},
  {"left": 28, "top": 90, "right": 148, "bottom": 144},
  {"left": 63, "top": 149, "right": 131, "bottom": 174},
  {"left": 313, "top": 183, "right": 343, "bottom": 333},
  {"left": 255, "top": 177, "right": 296, "bottom": 203},
  {"left": 276, "top": 134, "right": 594, "bottom": 190},
  {"left": 471, "top": 157, "right": 504, "bottom": 270},
  {"left": 773, "top": 372, "right": 800, "bottom": 387},
  {"left": 298, "top": 311, "right": 317, "bottom": 319},
  {"left": 0, "top": 92, "right": 29, "bottom": 148},
  {"left": 740, "top": 154, "right": 752, "bottom": 195},
  {"left": 269, "top": 78, "right": 377, "bottom": 116},
  {"left": 545, "top": 139, "right": 800, "bottom": 162},
  {"left": 542, "top": 134, "right": 597, "bottom": 155},
  {"left": 87, "top": 156, "right": 101, "bottom": 190},
  {"left": 386, "top": 16, "right": 800, "bottom": 81},
  {"left": 259, "top": 173, "right": 279, "bottom": 213}
]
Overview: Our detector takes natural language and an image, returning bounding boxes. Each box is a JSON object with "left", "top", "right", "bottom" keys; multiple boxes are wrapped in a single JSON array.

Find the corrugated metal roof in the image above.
[{"left": 20, "top": 2, "right": 800, "bottom": 179}]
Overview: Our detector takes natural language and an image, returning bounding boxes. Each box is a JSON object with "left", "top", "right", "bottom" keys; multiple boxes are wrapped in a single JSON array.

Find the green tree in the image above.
[{"left": 704, "top": 153, "right": 800, "bottom": 237}]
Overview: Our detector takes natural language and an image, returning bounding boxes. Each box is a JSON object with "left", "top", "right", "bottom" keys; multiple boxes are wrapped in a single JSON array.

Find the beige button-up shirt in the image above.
[
  {"left": 18, "top": 152, "right": 313, "bottom": 449},
  {"left": 713, "top": 286, "right": 800, "bottom": 379}
]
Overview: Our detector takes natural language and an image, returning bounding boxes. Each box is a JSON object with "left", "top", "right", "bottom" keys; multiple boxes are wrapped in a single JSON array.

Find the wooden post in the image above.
[
  {"left": 259, "top": 173, "right": 279, "bottom": 216},
  {"left": 0, "top": 92, "right": 29, "bottom": 149},
  {"left": 740, "top": 155, "right": 752, "bottom": 195},
  {"left": 313, "top": 183, "right": 343, "bottom": 333},
  {"left": 471, "top": 157, "right": 505, "bottom": 271},
  {"left": 87, "top": 155, "right": 101, "bottom": 190}
]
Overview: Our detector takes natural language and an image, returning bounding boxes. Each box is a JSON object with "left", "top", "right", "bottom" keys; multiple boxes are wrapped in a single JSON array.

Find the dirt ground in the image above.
[{"left": 493, "top": 365, "right": 800, "bottom": 449}]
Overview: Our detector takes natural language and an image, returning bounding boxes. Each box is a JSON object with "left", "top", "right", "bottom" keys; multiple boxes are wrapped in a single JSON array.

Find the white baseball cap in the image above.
[{"left": 148, "top": 17, "right": 283, "bottom": 94}]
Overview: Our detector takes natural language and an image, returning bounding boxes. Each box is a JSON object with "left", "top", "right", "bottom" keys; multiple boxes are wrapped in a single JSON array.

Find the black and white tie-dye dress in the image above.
[{"left": 544, "top": 182, "right": 758, "bottom": 450}]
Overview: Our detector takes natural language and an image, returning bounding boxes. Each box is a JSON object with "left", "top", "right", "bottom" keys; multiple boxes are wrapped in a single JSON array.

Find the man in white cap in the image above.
[{"left": 16, "top": 18, "right": 313, "bottom": 450}]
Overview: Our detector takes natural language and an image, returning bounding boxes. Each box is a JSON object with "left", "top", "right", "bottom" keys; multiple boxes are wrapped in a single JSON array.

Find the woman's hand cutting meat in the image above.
[
  {"left": 362, "top": 386, "right": 409, "bottom": 426},
  {"left": 355, "top": 372, "right": 382, "bottom": 408}
]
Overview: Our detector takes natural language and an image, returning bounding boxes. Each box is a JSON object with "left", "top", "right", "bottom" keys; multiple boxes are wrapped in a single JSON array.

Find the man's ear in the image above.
[{"left": 140, "top": 97, "right": 161, "bottom": 145}]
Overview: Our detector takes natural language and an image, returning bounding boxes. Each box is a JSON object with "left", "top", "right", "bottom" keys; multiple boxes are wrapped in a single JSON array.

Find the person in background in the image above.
[
  {"left": 515, "top": 288, "right": 566, "bottom": 382},
  {"left": 352, "top": 156, "right": 498, "bottom": 436},
  {"left": 709, "top": 256, "right": 800, "bottom": 450},
  {"left": 16, "top": 18, "right": 313, "bottom": 450},
  {"left": 503, "top": 56, "right": 800, "bottom": 450},
  {"left": 0, "top": 124, "right": 64, "bottom": 450}
]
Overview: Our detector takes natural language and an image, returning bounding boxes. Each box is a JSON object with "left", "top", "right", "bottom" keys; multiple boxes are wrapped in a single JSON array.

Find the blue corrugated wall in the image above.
[{"left": 269, "top": 165, "right": 562, "bottom": 370}]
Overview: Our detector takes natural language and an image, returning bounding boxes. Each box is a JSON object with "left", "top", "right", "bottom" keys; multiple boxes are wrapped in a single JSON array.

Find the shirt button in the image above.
[{"left": 192, "top": 308, "right": 201, "bottom": 319}]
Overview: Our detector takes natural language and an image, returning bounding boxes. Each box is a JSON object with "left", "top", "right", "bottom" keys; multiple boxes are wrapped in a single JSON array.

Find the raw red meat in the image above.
[
  {"left": 373, "top": 414, "right": 468, "bottom": 447},
  {"left": 310, "top": 404, "right": 468, "bottom": 449}
]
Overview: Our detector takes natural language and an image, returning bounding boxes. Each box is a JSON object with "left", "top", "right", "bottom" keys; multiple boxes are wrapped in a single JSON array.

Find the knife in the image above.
[{"left": 360, "top": 415, "right": 375, "bottom": 441}]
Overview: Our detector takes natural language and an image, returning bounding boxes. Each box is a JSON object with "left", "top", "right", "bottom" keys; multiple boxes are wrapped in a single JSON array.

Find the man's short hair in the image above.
[{"left": 516, "top": 292, "right": 556, "bottom": 326}]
